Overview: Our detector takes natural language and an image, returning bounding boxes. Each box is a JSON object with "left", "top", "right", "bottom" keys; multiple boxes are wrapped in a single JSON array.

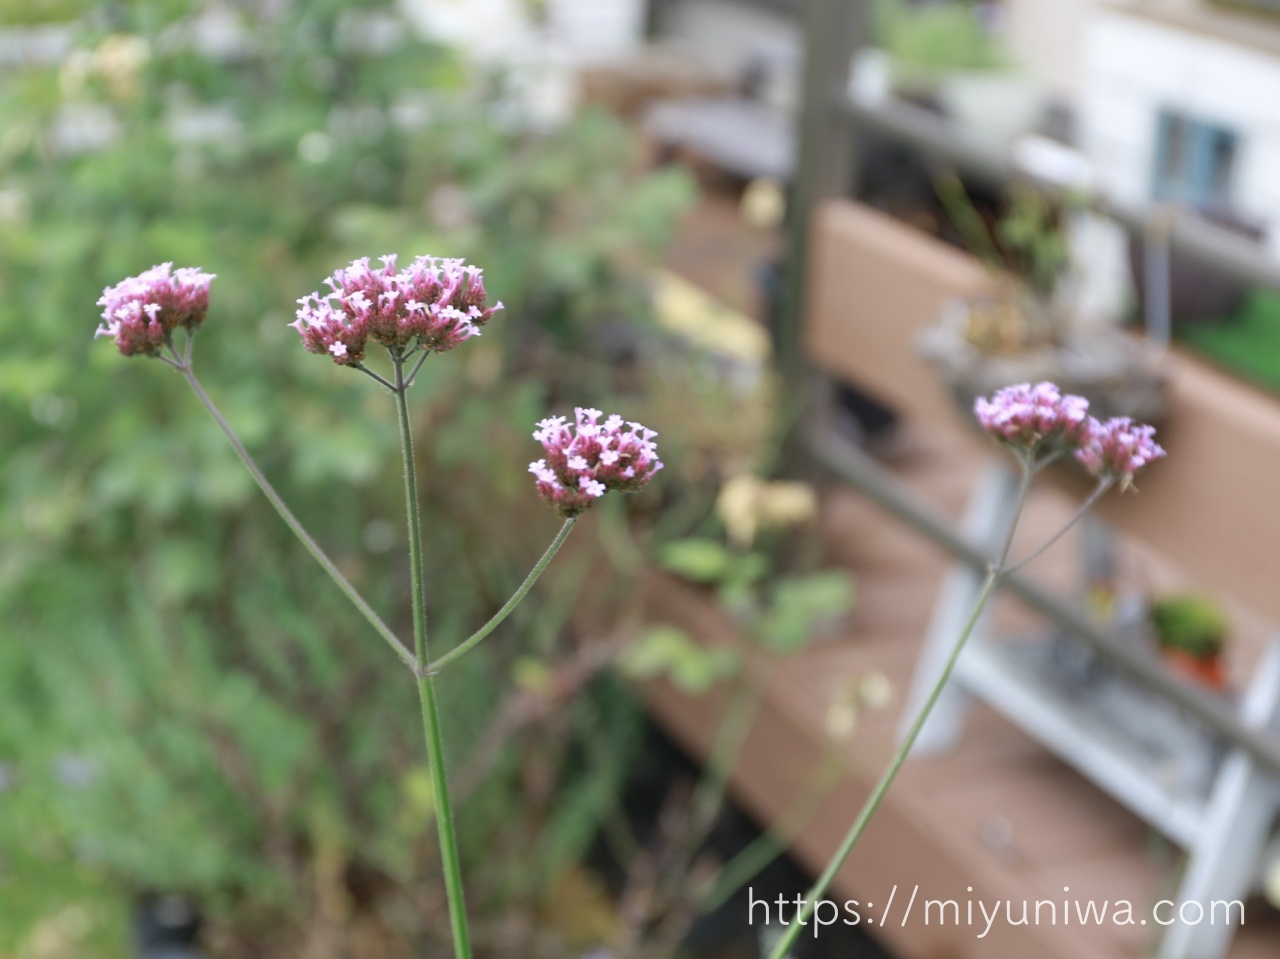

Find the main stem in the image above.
[{"left": 393, "top": 355, "right": 472, "bottom": 959}]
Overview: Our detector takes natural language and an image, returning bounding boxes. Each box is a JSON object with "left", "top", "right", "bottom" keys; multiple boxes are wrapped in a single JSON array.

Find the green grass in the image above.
[{"left": 1178, "top": 290, "right": 1280, "bottom": 394}]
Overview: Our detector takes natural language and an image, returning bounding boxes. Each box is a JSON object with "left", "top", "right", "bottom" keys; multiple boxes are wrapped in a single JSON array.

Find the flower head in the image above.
[
  {"left": 973, "top": 381, "right": 1093, "bottom": 454},
  {"left": 974, "top": 383, "right": 1165, "bottom": 490},
  {"left": 1074, "top": 417, "right": 1166, "bottom": 491},
  {"left": 530, "top": 408, "right": 663, "bottom": 517},
  {"left": 95, "top": 263, "right": 215, "bottom": 357},
  {"left": 291, "top": 254, "right": 502, "bottom": 365}
]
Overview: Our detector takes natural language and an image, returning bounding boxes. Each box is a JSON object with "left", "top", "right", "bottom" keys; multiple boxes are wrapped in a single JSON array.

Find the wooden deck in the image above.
[
  {"left": 639, "top": 420, "right": 1280, "bottom": 958},
  {"left": 643, "top": 194, "right": 1280, "bottom": 958}
]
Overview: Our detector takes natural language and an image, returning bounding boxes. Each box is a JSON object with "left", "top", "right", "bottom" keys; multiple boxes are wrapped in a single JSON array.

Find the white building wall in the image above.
[
  {"left": 400, "top": 0, "right": 646, "bottom": 124},
  {"left": 1081, "top": 8, "right": 1280, "bottom": 252},
  {"left": 1002, "top": 0, "right": 1105, "bottom": 99}
]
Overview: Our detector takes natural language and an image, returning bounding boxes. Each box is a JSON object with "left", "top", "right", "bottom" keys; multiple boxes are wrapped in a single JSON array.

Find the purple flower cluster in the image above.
[
  {"left": 974, "top": 382, "right": 1165, "bottom": 489},
  {"left": 291, "top": 254, "right": 503, "bottom": 365},
  {"left": 529, "top": 408, "right": 664, "bottom": 517},
  {"left": 95, "top": 263, "right": 216, "bottom": 357},
  {"left": 973, "top": 382, "right": 1093, "bottom": 450},
  {"left": 1075, "top": 417, "right": 1166, "bottom": 491}
]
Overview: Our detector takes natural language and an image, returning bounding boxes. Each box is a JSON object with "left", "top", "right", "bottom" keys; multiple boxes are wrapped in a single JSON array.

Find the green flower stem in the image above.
[
  {"left": 766, "top": 567, "right": 1001, "bottom": 959},
  {"left": 766, "top": 463, "right": 1034, "bottom": 959},
  {"left": 179, "top": 364, "right": 417, "bottom": 673},
  {"left": 392, "top": 355, "right": 472, "bottom": 959},
  {"left": 1005, "top": 477, "right": 1112, "bottom": 575},
  {"left": 355, "top": 362, "right": 397, "bottom": 393},
  {"left": 404, "top": 347, "right": 430, "bottom": 388},
  {"left": 429, "top": 517, "right": 577, "bottom": 675}
]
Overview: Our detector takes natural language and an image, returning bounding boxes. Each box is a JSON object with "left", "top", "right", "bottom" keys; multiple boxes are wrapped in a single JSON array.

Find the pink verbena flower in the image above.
[
  {"left": 95, "top": 263, "right": 216, "bottom": 357},
  {"left": 291, "top": 254, "right": 502, "bottom": 365},
  {"left": 973, "top": 381, "right": 1093, "bottom": 454},
  {"left": 1075, "top": 417, "right": 1166, "bottom": 491},
  {"left": 529, "top": 408, "right": 664, "bottom": 517}
]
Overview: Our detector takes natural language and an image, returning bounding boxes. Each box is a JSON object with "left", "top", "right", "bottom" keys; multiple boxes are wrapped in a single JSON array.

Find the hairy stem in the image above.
[
  {"left": 355, "top": 362, "right": 397, "bottom": 393},
  {"left": 764, "top": 451, "right": 1121, "bottom": 957},
  {"left": 1005, "top": 476, "right": 1112, "bottom": 575},
  {"left": 765, "top": 461, "right": 1042, "bottom": 959},
  {"left": 392, "top": 355, "right": 472, "bottom": 959},
  {"left": 429, "top": 517, "right": 577, "bottom": 674}
]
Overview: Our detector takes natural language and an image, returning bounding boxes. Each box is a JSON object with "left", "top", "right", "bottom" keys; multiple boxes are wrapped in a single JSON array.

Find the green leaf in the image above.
[
  {"left": 757, "top": 571, "right": 855, "bottom": 654},
  {"left": 620, "top": 625, "right": 738, "bottom": 694},
  {"left": 658, "top": 538, "right": 734, "bottom": 583}
]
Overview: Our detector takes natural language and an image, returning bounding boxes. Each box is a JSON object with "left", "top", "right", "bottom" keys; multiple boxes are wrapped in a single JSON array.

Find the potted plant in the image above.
[
  {"left": 1148, "top": 593, "right": 1231, "bottom": 692},
  {"left": 919, "top": 175, "right": 1169, "bottom": 424},
  {"left": 875, "top": 0, "right": 1045, "bottom": 146}
]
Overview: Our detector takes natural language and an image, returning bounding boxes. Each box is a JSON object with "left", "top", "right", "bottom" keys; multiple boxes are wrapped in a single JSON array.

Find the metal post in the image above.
[
  {"left": 642, "top": 0, "right": 671, "bottom": 41},
  {"left": 779, "top": 0, "right": 871, "bottom": 384}
]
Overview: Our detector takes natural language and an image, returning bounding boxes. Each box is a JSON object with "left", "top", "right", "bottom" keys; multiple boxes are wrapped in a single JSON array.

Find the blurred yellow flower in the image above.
[
  {"left": 96, "top": 34, "right": 150, "bottom": 101},
  {"left": 716, "top": 473, "right": 817, "bottom": 549},
  {"left": 651, "top": 270, "right": 770, "bottom": 366},
  {"left": 60, "top": 35, "right": 150, "bottom": 102},
  {"left": 740, "top": 176, "right": 786, "bottom": 230}
]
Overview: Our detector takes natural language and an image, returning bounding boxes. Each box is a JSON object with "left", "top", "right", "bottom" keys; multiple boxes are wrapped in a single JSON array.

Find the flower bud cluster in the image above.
[
  {"left": 973, "top": 382, "right": 1093, "bottom": 450},
  {"left": 529, "top": 408, "right": 664, "bottom": 517},
  {"left": 95, "top": 263, "right": 215, "bottom": 357},
  {"left": 974, "top": 382, "right": 1165, "bottom": 489},
  {"left": 291, "top": 254, "right": 503, "bottom": 365},
  {"left": 1074, "top": 417, "right": 1165, "bottom": 491}
]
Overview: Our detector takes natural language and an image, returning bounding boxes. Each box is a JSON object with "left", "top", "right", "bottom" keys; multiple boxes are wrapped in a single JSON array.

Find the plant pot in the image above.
[
  {"left": 934, "top": 71, "right": 1047, "bottom": 147},
  {"left": 1162, "top": 649, "right": 1230, "bottom": 693},
  {"left": 919, "top": 296, "right": 1170, "bottom": 425}
]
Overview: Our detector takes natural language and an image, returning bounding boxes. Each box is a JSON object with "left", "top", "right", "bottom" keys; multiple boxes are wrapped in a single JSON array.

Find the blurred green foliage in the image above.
[
  {"left": 1179, "top": 290, "right": 1280, "bottom": 394},
  {"left": 876, "top": 0, "right": 1007, "bottom": 76},
  {"left": 0, "top": 0, "right": 693, "bottom": 952},
  {"left": 1149, "top": 594, "right": 1229, "bottom": 659},
  {"left": 629, "top": 500, "right": 854, "bottom": 687}
]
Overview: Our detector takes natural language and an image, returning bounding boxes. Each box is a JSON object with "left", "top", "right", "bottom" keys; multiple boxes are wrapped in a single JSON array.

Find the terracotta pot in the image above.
[{"left": 1162, "top": 648, "right": 1229, "bottom": 692}]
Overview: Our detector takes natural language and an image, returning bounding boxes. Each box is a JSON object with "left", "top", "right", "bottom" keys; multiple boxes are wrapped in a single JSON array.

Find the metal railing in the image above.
[
  {"left": 843, "top": 92, "right": 1280, "bottom": 294},
  {"left": 785, "top": 9, "right": 1280, "bottom": 779},
  {"left": 806, "top": 421, "right": 1280, "bottom": 778}
]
